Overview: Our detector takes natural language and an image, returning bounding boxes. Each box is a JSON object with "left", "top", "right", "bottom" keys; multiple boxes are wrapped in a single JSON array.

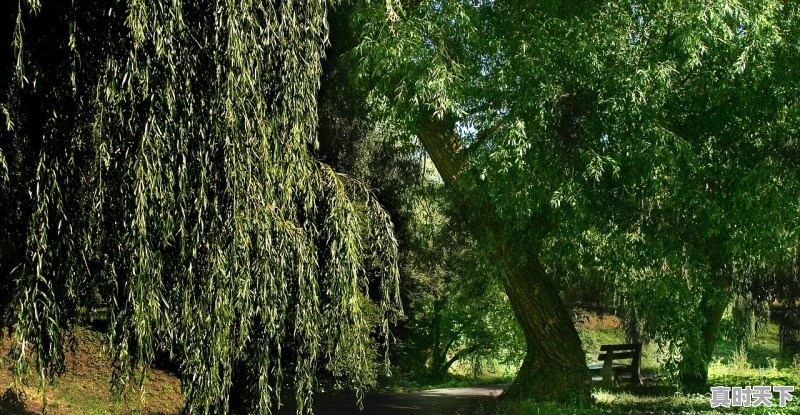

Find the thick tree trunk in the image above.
[
  {"left": 678, "top": 296, "right": 726, "bottom": 388},
  {"left": 499, "top": 249, "right": 589, "bottom": 401},
  {"left": 679, "top": 270, "right": 731, "bottom": 389},
  {"left": 416, "top": 115, "right": 589, "bottom": 402}
]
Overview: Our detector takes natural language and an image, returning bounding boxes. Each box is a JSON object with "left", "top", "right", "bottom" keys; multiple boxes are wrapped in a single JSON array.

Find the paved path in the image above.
[{"left": 279, "top": 385, "right": 505, "bottom": 415}]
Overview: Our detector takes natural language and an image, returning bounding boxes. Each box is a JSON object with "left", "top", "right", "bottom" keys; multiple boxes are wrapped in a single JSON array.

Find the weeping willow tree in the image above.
[{"left": 0, "top": 1, "right": 401, "bottom": 413}]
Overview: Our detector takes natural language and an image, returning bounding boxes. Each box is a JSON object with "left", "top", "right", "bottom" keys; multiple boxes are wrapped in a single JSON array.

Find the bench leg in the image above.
[
  {"left": 601, "top": 361, "right": 613, "bottom": 388},
  {"left": 632, "top": 368, "right": 643, "bottom": 386}
]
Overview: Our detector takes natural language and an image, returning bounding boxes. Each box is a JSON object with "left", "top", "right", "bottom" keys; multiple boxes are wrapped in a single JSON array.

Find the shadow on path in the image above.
[{"left": 278, "top": 385, "right": 505, "bottom": 415}]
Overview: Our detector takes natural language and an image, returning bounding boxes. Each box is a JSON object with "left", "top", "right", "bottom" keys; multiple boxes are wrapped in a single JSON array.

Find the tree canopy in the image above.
[{"left": 353, "top": 0, "right": 800, "bottom": 393}]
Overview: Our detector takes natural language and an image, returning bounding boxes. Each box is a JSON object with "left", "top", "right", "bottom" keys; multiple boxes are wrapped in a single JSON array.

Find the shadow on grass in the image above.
[
  {"left": 592, "top": 387, "right": 710, "bottom": 414},
  {"left": 0, "top": 388, "right": 35, "bottom": 415},
  {"left": 0, "top": 387, "right": 178, "bottom": 415},
  {"left": 469, "top": 382, "right": 713, "bottom": 415}
]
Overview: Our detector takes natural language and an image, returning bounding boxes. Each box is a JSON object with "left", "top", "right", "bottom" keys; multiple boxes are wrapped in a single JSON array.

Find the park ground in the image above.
[{"left": 1, "top": 313, "right": 799, "bottom": 414}]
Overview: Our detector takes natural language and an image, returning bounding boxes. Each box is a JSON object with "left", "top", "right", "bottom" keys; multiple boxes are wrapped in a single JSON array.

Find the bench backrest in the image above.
[{"left": 598, "top": 343, "right": 641, "bottom": 365}]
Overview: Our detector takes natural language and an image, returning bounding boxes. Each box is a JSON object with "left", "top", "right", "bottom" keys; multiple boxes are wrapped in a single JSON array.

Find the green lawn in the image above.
[
  {"left": 484, "top": 388, "right": 800, "bottom": 415},
  {"left": 384, "top": 313, "right": 800, "bottom": 414},
  {"left": 477, "top": 362, "right": 800, "bottom": 414},
  {"left": 479, "top": 314, "right": 800, "bottom": 414},
  {"left": 577, "top": 312, "right": 663, "bottom": 374}
]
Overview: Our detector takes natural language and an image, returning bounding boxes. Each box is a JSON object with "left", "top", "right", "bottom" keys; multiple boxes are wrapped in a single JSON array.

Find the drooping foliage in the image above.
[
  {"left": 533, "top": 0, "right": 800, "bottom": 384},
  {"left": 316, "top": 4, "right": 522, "bottom": 386},
  {"left": 0, "top": 1, "right": 401, "bottom": 413}
]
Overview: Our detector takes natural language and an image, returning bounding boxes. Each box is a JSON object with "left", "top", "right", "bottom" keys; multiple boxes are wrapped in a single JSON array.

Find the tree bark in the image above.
[
  {"left": 679, "top": 269, "right": 731, "bottom": 389},
  {"left": 415, "top": 115, "right": 589, "bottom": 402},
  {"left": 428, "top": 298, "right": 446, "bottom": 381},
  {"left": 499, "top": 248, "right": 589, "bottom": 400}
]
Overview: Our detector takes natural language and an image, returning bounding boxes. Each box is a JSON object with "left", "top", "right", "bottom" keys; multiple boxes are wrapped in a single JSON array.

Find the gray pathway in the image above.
[{"left": 278, "top": 385, "right": 505, "bottom": 415}]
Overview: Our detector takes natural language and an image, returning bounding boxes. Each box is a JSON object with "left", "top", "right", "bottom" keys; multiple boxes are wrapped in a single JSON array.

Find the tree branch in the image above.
[
  {"left": 416, "top": 113, "right": 467, "bottom": 187},
  {"left": 467, "top": 118, "right": 506, "bottom": 154},
  {"left": 441, "top": 343, "right": 483, "bottom": 373}
]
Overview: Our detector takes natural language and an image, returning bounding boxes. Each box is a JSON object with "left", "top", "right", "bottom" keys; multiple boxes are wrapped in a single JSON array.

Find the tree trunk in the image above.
[
  {"left": 679, "top": 270, "right": 731, "bottom": 389},
  {"left": 439, "top": 344, "right": 480, "bottom": 375},
  {"left": 428, "top": 299, "right": 447, "bottom": 382},
  {"left": 499, "top": 248, "right": 589, "bottom": 401},
  {"left": 416, "top": 115, "right": 589, "bottom": 402},
  {"left": 678, "top": 294, "right": 727, "bottom": 388}
]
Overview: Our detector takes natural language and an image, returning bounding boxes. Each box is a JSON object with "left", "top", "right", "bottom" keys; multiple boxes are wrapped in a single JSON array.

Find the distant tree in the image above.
[
  {"left": 746, "top": 245, "right": 800, "bottom": 360},
  {"left": 401, "top": 208, "right": 524, "bottom": 383},
  {"left": 0, "top": 2, "right": 401, "bottom": 414},
  {"left": 317, "top": 5, "right": 522, "bottom": 386}
]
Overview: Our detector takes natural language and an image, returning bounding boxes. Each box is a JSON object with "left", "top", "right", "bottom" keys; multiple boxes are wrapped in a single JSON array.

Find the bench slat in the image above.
[
  {"left": 588, "top": 363, "right": 627, "bottom": 370},
  {"left": 600, "top": 343, "right": 641, "bottom": 352},
  {"left": 599, "top": 351, "right": 637, "bottom": 360}
]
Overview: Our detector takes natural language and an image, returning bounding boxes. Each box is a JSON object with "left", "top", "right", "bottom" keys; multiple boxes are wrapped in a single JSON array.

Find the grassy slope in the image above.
[{"left": 0, "top": 328, "right": 182, "bottom": 415}]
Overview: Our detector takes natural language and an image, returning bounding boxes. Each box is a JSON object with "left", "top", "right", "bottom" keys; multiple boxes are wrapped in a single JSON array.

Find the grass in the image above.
[
  {"left": 0, "top": 327, "right": 182, "bottom": 415},
  {"left": 483, "top": 387, "right": 800, "bottom": 415},
  {"left": 1, "top": 314, "right": 798, "bottom": 414},
  {"left": 477, "top": 315, "right": 800, "bottom": 415},
  {"left": 476, "top": 365, "right": 800, "bottom": 414},
  {"left": 576, "top": 312, "right": 663, "bottom": 374}
]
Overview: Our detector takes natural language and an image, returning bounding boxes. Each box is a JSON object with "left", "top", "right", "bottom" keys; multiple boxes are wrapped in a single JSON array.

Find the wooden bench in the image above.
[{"left": 588, "top": 343, "right": 643, "bottom": 386}]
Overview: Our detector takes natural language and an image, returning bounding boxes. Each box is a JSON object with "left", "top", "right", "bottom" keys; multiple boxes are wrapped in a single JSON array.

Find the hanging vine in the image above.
[{"left": 2, "top": 1, "right": 401, "bottom": 414}]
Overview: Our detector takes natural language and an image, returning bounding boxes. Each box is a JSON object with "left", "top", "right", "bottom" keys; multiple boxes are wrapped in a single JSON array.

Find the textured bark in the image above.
[
  {"left": 428, "top": 299, "right": 446, "bottom": 381},
  {"left": 416, "top": 115, "right": 589, "bottom": 402},
  {"left": 500, "top": 252, "right": 589, "bottom": 400},
  {"left": 679, "top": 268, "right": 732, "bottom": 389},
  {"left": 416, "top": 116, "right": 468, "bottom": 188}
]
